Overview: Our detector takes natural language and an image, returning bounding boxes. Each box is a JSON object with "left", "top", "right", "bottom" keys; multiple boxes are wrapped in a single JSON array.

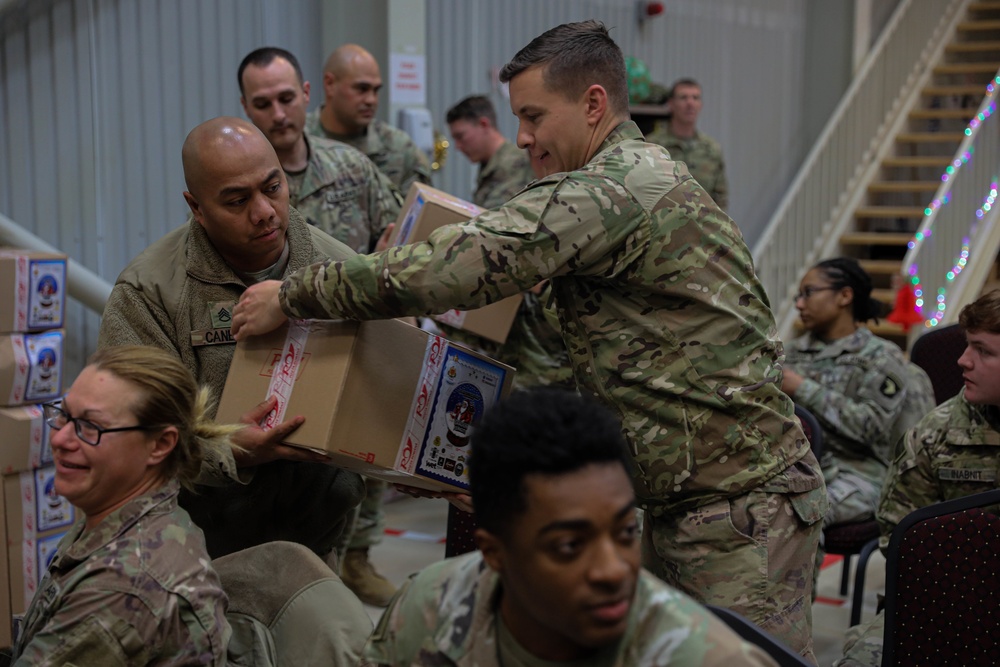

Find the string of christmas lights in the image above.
[{"left": 904, "top": 74, "right": 1000, "bottom": 328}]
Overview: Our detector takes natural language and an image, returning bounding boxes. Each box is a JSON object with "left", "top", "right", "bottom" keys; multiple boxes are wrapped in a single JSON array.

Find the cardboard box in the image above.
[
  {"left": 0, "top": 407, "right": 51, "bottom": 475},
  {"left": 0, "top": 250, "right": 67, "bottom": 333},
  {"left": 216, "top": 319, "right": 514, "bottom": 492},
  {"left": 389, "top": 183, "right": 523, "bottom": 344},
  {"left": 0, "top": 331, "right": 63, "bottom": 407},
  {"left": 0, "top": 467, "right": 74, "bottom": 647}
]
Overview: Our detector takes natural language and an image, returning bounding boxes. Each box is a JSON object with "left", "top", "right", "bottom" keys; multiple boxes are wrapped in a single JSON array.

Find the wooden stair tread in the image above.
[
  {"left": 882, "top": 156, "right": 953, "bottom": 167},
  {"left": 934, "top": 62, "right": 1000, "bottom": 74},
  {"left": 969, "top": 1, "right": 1000, "bottom": 11},
  {"left": 871, "top": 288, "right": 896, "bottom": 303},
  {"left": 859, "top": 259, "right": 904, "bottom": 275},
  {"left": 957, "top": 20, "right": 1000, "bottom": 30},
  {"left": 855, "top": 207, "right": 926, "bottom": 218},
  {"left": 840, "top": 232, "right": 914, "bottom": 246},
  {"left": 922, "top": 84, "right": 987, "bottom": 95},
  {"left": 909, "top": 108, "right": 976, "bottom": 119},
  {"left": 947, "top": 40, "right": 1000, "bottom": 52},
  {"left": 896, "top": 132, "right": 967, "bottom": 142},
  {"left": 868, "top": 181, "right": 941, "bottom": 192},
  {"left": 869, "top": 321, "right": 909, "bottom": 337}
]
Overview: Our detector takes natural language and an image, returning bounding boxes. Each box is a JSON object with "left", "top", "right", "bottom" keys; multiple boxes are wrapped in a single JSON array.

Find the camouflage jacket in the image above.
[
  {"left": 306, "top": 109, "right": 432, "bottom": 194},
  {"left": 98, "top": 209, "right": 353, "bottom": 485},
  {"left": 363, "top": 552, "right": 777, "bottom": 667},
  {"left": 447, "top": 141, "right": 570, "bottom": 389},
  {"left": 12, "top": 480, "right": 229, "bottom": 666},
  {"left": 645, "top": 123, "right": 729, "bottom": 210},
  {"left": 474, "top": 140, "right": 534, "bottom": 211},
  {"left": 279, "top": 121, "right": 818, "bottom": 515},
  {"left": 784, "top": 328, "right": 935, "bottom": 484},
  {"left": 877, "top": 391, "right": 1000, "bottom": 549},
  {"left": 291, "top": 134, "right": 402, "bottom": 253}
]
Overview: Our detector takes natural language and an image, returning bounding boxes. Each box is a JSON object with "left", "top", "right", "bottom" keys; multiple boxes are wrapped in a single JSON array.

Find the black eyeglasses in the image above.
[
  {"left": 42, "top": 403, "right": 158, "bottom": 446},
  {"left": 794, "top": 286, "right": 839, "bottom": 301}
]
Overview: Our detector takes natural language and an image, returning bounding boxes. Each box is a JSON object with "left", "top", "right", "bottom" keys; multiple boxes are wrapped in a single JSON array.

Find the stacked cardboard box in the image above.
[
  {"left": 0, "top": 250, "right": 71, "bottom": 647},
  {"left": 389, "top": 183, "right": 523, "bottom": 345}
]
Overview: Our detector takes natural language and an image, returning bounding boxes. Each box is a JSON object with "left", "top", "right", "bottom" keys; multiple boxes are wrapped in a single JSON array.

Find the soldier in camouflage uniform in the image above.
[
  {"left": 306, "top": 43, "right": 432, "bottom": 195},
  {"left": 837, "top": 290, "right": 1000, "bottom": 667},
  {"left": 782, "top": 258, "right": 935, "bottom": 527},
  {"left": 238, "top": 47, "right": 402, "bottom": 254},
  {"left": 304, "top": 43, "right": 431, "bottom": 603},
  {"left": 645, "top": 78, "right": 729, "bottom": 210},
  {"left": 445, "top": 94, "right": 572, "bottom": 389},
  {"left": 364, "top": 388, "right": 777, "bottom": 667},
  {"left": 234, "top": 21, "right": 826, "bottom": 659},
  {"left": 13, "top": 346, "right": 231, "bottom": 665},
  {"left": 98, "top": 118, "right": 364, "bottom": 561},
  {"left": 446, "top": 94, "right": 536, "bottom": 210}
]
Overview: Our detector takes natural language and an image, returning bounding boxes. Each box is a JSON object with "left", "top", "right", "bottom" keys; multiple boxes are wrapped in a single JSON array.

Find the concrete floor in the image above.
[{"left": 364, "top": 495, "right": 888, "bottom": 667}]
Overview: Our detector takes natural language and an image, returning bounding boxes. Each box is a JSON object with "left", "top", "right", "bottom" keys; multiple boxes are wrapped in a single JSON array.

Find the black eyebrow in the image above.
[
  {"left": 218, "top": 169, "right": 281, "bottom": 198},
  {"left": 537, "top": 499, "right": 636, "bottom": 536}
]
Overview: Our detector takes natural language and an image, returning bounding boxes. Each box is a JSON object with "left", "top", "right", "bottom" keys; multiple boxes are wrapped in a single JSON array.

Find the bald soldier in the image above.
[
  {"left": 97, "top": 117, "right": 364, "bottom": 562},
  {"left": 233, "top": 21, "right": 826, "bottom": 660},
  {"left": 305, "top": 43, "right": 432, "bottom": 194}
]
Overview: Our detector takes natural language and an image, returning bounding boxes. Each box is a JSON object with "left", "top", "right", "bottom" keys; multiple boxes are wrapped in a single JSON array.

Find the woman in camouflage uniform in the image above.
[
  {"left": 12, "top": 346, "right": 233, "bottom": 665},
  {"left": 782, "top": 257, "right": 934, "bottom": 526}
]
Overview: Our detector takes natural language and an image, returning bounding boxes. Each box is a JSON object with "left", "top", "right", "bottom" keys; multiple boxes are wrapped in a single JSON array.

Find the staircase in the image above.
[{"left": 839, "top": 1, "right": 1000, "bottom": 347}]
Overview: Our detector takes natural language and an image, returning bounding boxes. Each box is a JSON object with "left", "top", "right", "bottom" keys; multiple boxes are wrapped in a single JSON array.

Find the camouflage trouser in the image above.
[
  {"left": 835, "top": 611, "right": 883, "bottom": 667},
  {"left": 642, "top": 488, "right": 823, "bottom": 665},
  {"left": 336, "top": 477, "right": 387, "bottom": 554},
  {"left": 824, "top": 470, "right": 880, "bottom": 527}
]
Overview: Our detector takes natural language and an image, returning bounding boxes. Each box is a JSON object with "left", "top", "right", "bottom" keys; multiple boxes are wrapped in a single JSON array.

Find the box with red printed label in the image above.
[
  {"left": 0, "top": 250, "right": 67, "bottom": 333},
  {"left": 388, "top": 183, "right": 523, "bottom": 344},
  {"left": 0, "top": 406, "right": 51, "bottom": 475},
  {"left": 0, "top": 331, "right": 64, "bottom": 407},
  {"left": 216, "top": 319, "right": 514, "bottom": 492},
  {"left": 0, "top": 466, "right": 74, "bottom": 647}
]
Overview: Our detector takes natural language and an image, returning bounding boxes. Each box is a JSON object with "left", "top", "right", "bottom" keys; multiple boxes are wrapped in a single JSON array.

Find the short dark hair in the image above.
[
  {"left": 813, "top": 257, "right": 884, "bottom": 323},
  {"left": 960, "top": 289, "right": 1000, "bottom": 334},
  {"left": 498, "top": 20, "right": 629, "bottom": 116},
  {"left": 446, "top": 95, "right": 497, "bottom": 127},
  {"left": 469, "top": 387, "right": 632, "bottom": 537},
  {"left": 668, "top": 77, "right": 701, "bottom": 99},
  {"left": 237, "top": 47, "right": 304, "bottom": 96}
]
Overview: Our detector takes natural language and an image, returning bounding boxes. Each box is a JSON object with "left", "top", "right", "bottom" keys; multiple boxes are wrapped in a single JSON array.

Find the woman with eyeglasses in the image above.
[
  {"left": 782, "top": 257, "right": 934, "bottom": 528},
  {"left": 11, "top": 345, "right": 233, "bottom": 665}
]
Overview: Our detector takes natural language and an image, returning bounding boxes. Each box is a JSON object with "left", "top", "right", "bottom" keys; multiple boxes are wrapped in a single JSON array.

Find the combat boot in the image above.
[{"left": 341, "top": 547, "right": 397, "bottom": 607}]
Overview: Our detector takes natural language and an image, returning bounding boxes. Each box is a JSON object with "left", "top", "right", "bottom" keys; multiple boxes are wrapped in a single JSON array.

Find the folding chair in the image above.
[
  {"left": 881, "top": 489, "right": 1000, "bottom": 666},
  {"left": 706, "top": 605, "right": 811, "bottom": 667},
  {"left": 909, "top": 323, "right": 966, "bottom": 406}
]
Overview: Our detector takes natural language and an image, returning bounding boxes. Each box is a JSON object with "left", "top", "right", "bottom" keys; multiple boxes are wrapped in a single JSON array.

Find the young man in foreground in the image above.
[{"left": 363, "top": 388, "right": 777, "bottom": 666}]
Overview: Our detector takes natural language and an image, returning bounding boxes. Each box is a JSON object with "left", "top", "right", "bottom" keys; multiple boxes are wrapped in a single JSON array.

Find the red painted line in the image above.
[
  {"left": 384, "top": 528, "right": 447, "bottom": 543},
  {"left": 815, "top": 596, "right": 847, "bottom": 606}
]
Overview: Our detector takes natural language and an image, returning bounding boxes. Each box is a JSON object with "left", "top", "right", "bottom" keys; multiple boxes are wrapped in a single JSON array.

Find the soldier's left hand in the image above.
[
  {"left": 232, "top": 280, "right": 288, "bottom": 339},
  {"left": 781, "top": 369, "right": 804, "bottom": 395}
]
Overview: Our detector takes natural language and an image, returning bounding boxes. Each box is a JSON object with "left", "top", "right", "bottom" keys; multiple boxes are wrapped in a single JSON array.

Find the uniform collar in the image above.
[
  {"left": 185, "top": 207, "right": 315, "bottom": 286},
  {"left": 52, "top": 479, "right": 181, "bottom": 570}
]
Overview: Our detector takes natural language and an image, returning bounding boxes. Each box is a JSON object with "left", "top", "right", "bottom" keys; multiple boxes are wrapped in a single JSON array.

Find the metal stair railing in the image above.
[
  {"left": 902, "top": 69, "right": 1000, "bottom": 335},
  {"left": 752, "top": 0, "right": 967, "bottom": 339}
]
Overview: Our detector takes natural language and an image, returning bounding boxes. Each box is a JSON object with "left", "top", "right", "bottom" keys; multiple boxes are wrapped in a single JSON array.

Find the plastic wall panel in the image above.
[{"left": 426, "top": 0, "right": 810, "bottom": 246}]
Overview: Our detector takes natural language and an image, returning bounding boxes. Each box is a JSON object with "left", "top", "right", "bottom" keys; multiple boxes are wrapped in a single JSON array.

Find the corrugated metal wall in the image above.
[
  {"left": 0, "top": 0, "right": 837, "bottom": 377},
  {"left": 0, "top": 0, "right": 323, "bottom": 375},
  {"left": 427, "top": 0, "right": 809, "bottom": 246}
]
